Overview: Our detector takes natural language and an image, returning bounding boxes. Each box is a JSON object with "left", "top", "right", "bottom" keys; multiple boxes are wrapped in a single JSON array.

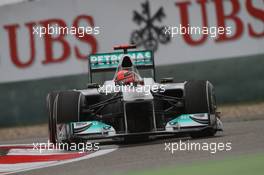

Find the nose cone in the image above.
[{"left": 121, "top": 56, "right": 133, "bottom": 68}]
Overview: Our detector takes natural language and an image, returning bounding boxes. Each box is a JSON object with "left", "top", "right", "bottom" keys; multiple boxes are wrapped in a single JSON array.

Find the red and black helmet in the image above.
[{"left": 115, "top": 70, "right": 136, "bottom": 85}]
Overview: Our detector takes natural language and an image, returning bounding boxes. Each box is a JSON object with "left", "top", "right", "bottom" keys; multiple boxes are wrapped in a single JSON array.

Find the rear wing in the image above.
[{"left": 88, "top": 50, "right": 155, "bottom": 83}]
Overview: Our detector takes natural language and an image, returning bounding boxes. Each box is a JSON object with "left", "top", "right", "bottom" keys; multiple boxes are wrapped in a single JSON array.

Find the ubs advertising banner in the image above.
[{"left": 0, "top": 0, "right": 263, "bottom": 83}]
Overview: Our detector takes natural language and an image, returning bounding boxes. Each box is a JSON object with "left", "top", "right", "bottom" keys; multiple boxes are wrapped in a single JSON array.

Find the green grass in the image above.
[{"left": 124, "top": 153, "right": 264, "bottom": 175}]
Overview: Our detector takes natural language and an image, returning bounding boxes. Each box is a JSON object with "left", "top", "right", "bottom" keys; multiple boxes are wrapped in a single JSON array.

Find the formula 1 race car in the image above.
[{"left": 46, "top": 45, "right": 223, "bottom": 144}]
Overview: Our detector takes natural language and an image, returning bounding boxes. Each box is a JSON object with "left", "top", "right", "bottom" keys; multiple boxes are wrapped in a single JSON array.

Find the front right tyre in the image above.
[{"left": 47, "top": 91, "right": 82, "bottom": 144}]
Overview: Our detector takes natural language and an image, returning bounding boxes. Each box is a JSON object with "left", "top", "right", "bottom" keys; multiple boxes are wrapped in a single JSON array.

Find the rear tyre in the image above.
[{"left": 184, "top": 80, "right": 217, "bottom": 138}]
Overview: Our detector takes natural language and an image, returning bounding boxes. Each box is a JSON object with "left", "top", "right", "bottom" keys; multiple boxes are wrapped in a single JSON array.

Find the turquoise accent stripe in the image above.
[
  {"left": 73, "top": 121, "right": 112, "bottom": 133},
  {"left": 168, "top": 114, "right": 202, "bottom": 125}
]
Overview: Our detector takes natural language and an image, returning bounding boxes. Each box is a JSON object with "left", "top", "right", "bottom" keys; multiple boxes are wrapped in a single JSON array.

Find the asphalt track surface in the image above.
[{"left": 2, "top": 119, "right": 264, "bottom": 175}]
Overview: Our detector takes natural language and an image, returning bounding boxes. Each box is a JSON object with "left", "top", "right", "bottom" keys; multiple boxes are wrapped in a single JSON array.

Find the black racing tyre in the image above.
[
  {"left": 46, "top": 92, "right": 58, "bottom": 144},
  {"left": 184, "top": 80, "right": 217, "bottom": 138},
  {"left": 185, "top": 80, "right": 209, "bottom": 114},
  {"left": 56, "top": 91, "right": 82, "bottom": 124}
]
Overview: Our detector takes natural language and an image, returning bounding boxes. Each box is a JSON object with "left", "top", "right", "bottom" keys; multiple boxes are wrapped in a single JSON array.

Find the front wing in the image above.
[{"left": 56, "top": 113, "right": 223, "bottom": 141}]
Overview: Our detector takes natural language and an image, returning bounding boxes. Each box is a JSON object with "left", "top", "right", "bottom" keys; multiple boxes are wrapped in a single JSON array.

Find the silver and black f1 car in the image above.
[{"left": 47, "top": 45, "right": 223, "bottom": 144}]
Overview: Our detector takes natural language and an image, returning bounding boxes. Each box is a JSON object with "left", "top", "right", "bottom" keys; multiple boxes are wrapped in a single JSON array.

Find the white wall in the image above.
[{"left": 0, "top": 0, "right": 263, "bottom": 83}]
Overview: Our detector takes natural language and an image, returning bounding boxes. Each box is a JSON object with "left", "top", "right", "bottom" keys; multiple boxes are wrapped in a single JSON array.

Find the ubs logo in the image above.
[{"left": 130, "top": 0, "right": 170, "bottom": 52}]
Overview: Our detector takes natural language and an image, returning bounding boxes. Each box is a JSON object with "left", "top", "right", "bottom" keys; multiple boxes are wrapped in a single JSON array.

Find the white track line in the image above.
[{"left": 0, "top": 144, "right": 117, "bottom": 175}]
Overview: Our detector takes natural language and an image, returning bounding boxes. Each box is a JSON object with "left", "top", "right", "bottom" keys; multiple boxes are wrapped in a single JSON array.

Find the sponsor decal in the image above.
[
  {"left": 0, "top": 0, "right": 263, "bottom": 82},
  {"left": 89, "top": 50, "right": 153, "bottom": 70}
]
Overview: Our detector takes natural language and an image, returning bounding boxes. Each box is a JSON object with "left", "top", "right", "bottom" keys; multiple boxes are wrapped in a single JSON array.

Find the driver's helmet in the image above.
[{"left": 115, "top": 70, "right": 136, "bottom": 85}]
